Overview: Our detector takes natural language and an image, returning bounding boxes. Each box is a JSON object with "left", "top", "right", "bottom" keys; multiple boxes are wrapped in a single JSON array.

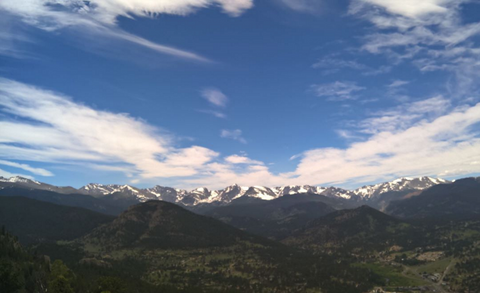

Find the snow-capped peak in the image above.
[
  {"left": 2, "top": 175, "right": 451, "bottom": 206},
  {"left": 352, "top": 176, "right": 450, "bottom": 199},
  {"left": 0, "top": 176, "right": 40, "bottom": 185}
]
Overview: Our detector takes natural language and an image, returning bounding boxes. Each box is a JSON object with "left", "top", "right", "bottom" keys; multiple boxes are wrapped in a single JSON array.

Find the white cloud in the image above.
[
  {"left": 292, "top": 101, "right": 480, "bottom": 186},
  {"left": 201, "top": 88, "right": 228, "bottom": 107},
  {"left": 388, "top": 80, "right": 410, "bottom": 88},
  {"left": 0, "top": 0, "right": 253, "bottom": 26},
  {"left": 190, "top": 97, "right": 480, "bottom": 189},
  {"left": 349, "top": 0, "right": 480, "bottom": 99},
  {"left": 353, "top": 0, "right": 450, "bottom": 18},
  {"left": 311, "top": 81, "right": 366, "bottom": 101},
  {"left": 185, "top": 161, "right": 289, "bottom": 189},
  {"left": 0, "top": 0, "right": 253, "bottom": 61},
  {"left": 358, "top": 96, "right": 451, "bottom": 134},
  {"left": 336, "top": 130, "right": 362, "bottom": 140},
  {"left": 1, "top": 78, "right": 479, "bottom": 188},
  {"left": 0, "top": 160, "right": 53, "bottom": 176},
  {"left": 220, "top": 129, "right": 247, "bottom": 144},
  {"left": 0, "top": 78, "right": 218, "bottom": 179},
  {"left": 225, "top": 154, "right": 263, "bottom": 165}
]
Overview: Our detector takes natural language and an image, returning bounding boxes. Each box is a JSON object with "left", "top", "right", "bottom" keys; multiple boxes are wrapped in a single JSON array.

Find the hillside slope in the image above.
[
  {"left": 74, "top": 200, "right": 378, "bottom": 292},
  {"left": 0, "top": 187, "right": 127, "bottom": 215},
  {"left": 205, "top": 194, "right": 337, "bottom": 239},
  {"left": 284, "top": 206, "right": 412, "bottom": 251},
  {"left": 0, "top": 196, "right": 114, "bottom": 244},
  {"left": 387, "top": 177, "right": 480, "bottom": 219}
]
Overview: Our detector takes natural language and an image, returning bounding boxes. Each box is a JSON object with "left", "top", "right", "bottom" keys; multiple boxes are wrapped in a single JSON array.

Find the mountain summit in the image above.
[{"left": 0, "top": 175, "right": 450, "bottom": 207}]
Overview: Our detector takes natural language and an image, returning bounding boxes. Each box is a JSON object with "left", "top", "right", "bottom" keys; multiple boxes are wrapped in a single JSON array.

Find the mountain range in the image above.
[
  {"left": 0, "top": 175, "right": 450, "bottom": 208},
  {"left": 2, "top": 175, "right": 480, "bottom": 292}
]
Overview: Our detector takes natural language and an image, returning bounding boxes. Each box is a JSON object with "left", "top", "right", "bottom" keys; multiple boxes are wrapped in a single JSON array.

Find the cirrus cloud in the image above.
[
  {"left": 0, "top": 160, "right": 53, "bottom": 177},
  {"left": 220, "top": 129, "right": 247, "bottom": 144},
  {"left": 349, "top": 0, "right": 480, "bottom": 99},
  {"left": 311, "top": 81, "right": 366, "bottom": 101},
  {"left": 0, "top": 0, "right": 253, "bottom": 61},
  {"left": 201, "top": 88, "right": 228, "bottom": 108}
]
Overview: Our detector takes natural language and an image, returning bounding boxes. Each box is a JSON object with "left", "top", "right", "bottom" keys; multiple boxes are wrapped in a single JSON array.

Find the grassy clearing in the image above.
[
  {"left": 353, "top": 263, "right": 428, "bottom": 287},
  {"left": 414, "top": 256, "right": 454, "bottom": 274}
]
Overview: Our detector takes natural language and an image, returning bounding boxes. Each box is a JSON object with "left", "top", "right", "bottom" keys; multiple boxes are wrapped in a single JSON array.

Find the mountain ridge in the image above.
[
  {"left": 0, "top": 175, "right": 450, "bottom": 207},
  {"left": 387, "top": 177, "right": 480, "bottom": 219}
]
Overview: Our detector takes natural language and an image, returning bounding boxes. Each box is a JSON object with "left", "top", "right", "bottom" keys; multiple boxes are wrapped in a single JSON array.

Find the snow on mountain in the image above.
[
  {"left": 320, "top": 187, "right": 355, "bottom": 200},
  {"left": 147, "top": 186, "right": 180, "bottom": 203},
  {"left": 79, "top": 183, "right": 158, "bottom": 201},
  {"left": 0, "top": 176, "right": 78, "bottom": 194},
  {"left": 0, "top": 176, "right": 41, "bottom": 185},
  {"left": 276, "top": 185, "right": 327, "bottom": 196},
  {"left": 0, "top": 176, "right": 451, "bottom": 206},
  {"left": 352, "top": 177, "right": 450, "bottom": 199}
]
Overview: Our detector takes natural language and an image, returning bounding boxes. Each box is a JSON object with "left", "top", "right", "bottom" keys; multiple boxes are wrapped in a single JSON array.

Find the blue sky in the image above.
[{"left": 0, "top": 0, "right": 480, "bottom": 189}]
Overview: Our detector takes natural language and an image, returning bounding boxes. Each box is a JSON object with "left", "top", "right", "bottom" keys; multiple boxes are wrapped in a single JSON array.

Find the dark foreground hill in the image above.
[
  {"left": 82, "top": 200, "right": 270, "bottom": 249},
  {"left": 0, "top": 229, "right": 50, "bottom": 292},
  {"left": 0, "top": 187, "right": 129, "bottom": 215},
  {"left": 387, "top": 177, "right": 480, "bottom": 219},
  {"left": 0, "top": 196, "right": 114, "bottom": 244},
  {"left": 65, "top": 200, "right": 379, "bottom": 292}
]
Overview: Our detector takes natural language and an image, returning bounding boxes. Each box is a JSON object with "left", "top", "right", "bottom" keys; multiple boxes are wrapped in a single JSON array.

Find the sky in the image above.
[{"left": 0, "top": 0, "right": 480, "bottom": 190}]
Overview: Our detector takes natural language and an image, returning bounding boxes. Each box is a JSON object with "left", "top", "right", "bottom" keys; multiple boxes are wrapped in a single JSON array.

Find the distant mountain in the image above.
[
  {"left": 0, "top": 186, "right": 130, "bottom": 215},
  {"left": 0, "top": 176, "right": 78, "bottom": 194},
  {"left": 352, "top": 177, "right": 449, "bottom": 199},
  {"left": 204, "top": 194, "right": 337, "bottom": 239},
  {"left": 387, "top": 177, "right": 480, "bottom": 219},
  {"left": 0, "top": 176, "right": 450, "bottom": 209},
  {"left": 283, "top": 206, "right": 412, "bottom": 251},
  {"left": 0, "top": 196, "right": 114, "bottom": 244}
]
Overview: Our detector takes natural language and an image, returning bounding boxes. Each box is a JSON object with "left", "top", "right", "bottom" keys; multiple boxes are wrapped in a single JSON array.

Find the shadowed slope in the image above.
[{"left": 0, "top": 196, "right": 114, "bottom": 244}]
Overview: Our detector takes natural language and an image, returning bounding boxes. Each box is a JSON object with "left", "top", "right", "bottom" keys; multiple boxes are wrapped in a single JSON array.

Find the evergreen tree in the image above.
[{"left": 0, "top": 260, "right": 22, "bottom": 293}]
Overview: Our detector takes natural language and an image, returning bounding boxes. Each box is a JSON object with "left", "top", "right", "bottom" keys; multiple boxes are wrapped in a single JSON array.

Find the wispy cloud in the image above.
[
  {"left": 388, "top": 80, "right": 410, "bottom": 88},
  {"left": 311, "top": 81, "right": 366, "bottom": 101},
  {"left": 0, "top": 0, "right": 254, "bottom": 61},
  {"left": 0, "top": 160, "right": 53, "bottom": 176},
  {"left": 312, "top": 57, "right": 391, "bottom": 76},
  {"left": 201, "top": 88, "right": 228, "bottom": 107},
  {"left": 220, "top": 129, "right": 247, "bottom": 144},
  {"left": 0, "top": 78, "right": 219, "bottom": 179},
  {"left": 199, "top": 88, "right": 229, "bottom": 118},
  {"left": 349, "top": 0, "right": 480, "bottom": 99},
  {"left": 277, "top": 0, "right": 323, "bottom": 14},
  {"left": 197, "top": 109, "right": 227, "bottom": 119},
  {"left": 358, "top": 96, "right": 451, "bottom": 134},
  {"left": 0, "top": 20, "right": 34, "bottom": 59},
  {"left": 312, "top": 57, "right": 367, "bottom": 73}
]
